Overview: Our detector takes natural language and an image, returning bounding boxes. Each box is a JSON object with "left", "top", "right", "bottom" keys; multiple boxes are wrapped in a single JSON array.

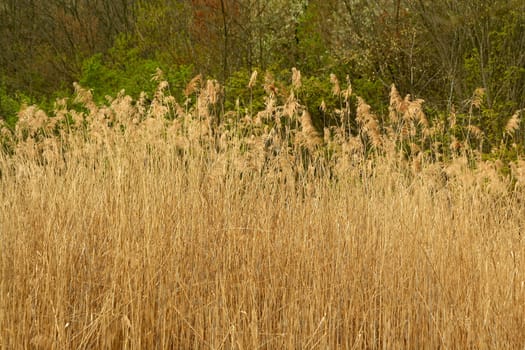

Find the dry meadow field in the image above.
[{"left": 1, "top": 73, "right": 525, "bottom": 349}]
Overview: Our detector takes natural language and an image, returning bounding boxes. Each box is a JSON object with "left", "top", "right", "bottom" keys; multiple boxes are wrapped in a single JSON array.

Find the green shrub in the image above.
[{"left": 79, "top": 36, "right": 194, "bottom": 104}]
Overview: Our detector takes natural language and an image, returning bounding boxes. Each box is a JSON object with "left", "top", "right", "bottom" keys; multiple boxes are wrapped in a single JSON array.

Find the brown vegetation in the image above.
[{"left": 1, "top": 72, "right": 525, "bottom": 348}]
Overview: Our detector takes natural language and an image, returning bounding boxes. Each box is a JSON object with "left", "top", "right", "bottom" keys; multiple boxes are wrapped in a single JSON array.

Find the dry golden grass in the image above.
[{"left": 1, "top": 73, "right": 525, "bottom": 349}]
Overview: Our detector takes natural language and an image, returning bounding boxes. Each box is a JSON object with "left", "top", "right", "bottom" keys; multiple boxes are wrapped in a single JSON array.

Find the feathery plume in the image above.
[
  {"left": 248, "top": 70, "right": 258, "bottom": 89},
  {"left": 330, "top": 74, "right": 341, "bottom": 96},
  {"left": 343, "top": 76, "right": 352, "bottom": 101},
  {"left": 184, "top": 74, "right": 202, "bottom": 97},
  {"left": 291, "top": 67, "right": 302, "bottom": 90},
  {"left": 467, "top": 125, "right": 484, "bottom": 140},
  {"left": 300, "top": 110, "right": 322, "bottom": 147},
  {"left": 449, "top": 105, "right": 457, "bottom": 129},
  {"left": 469, "top": 87, "right": 485, "bottom": 112},
  {"left": 505, "top": 110, "right": 521, "bottom": 135}
]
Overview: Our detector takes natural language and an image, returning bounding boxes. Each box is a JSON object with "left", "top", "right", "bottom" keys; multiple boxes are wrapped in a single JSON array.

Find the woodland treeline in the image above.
[{"left": 0, "top": 0, "right": 524, "bottom": 148}]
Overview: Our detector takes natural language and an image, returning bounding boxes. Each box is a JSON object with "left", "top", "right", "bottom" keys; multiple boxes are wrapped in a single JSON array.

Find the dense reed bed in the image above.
[{"left": 1, "top": 71, "right": 525, "bottom": 348}]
